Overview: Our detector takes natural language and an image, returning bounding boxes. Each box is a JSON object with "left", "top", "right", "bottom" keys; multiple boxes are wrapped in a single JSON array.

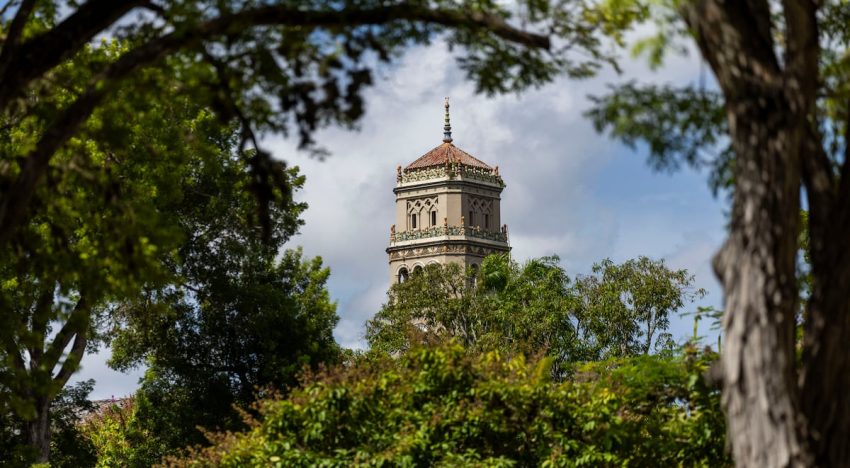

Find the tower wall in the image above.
[{"left": 388, "top": 178, "right": 509, "bottom": 284}]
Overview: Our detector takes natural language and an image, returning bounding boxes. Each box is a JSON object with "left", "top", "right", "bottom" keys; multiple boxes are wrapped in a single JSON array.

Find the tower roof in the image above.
[
  {"left": 404, "top": 142, "right": 494, "bottom": 171},
  {"left": 403, "top": 97, "right": 494, "bottom": 172}
]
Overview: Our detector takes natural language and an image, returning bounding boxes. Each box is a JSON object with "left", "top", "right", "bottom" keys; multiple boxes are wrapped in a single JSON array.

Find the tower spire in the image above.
[{"left": 443, "top": 97, "right": 453, "bottom": 143}]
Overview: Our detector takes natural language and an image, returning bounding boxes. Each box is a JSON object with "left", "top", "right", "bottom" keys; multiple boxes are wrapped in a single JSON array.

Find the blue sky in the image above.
[{"left": 74, "top": 40, "right": 728, "bottom": 399}]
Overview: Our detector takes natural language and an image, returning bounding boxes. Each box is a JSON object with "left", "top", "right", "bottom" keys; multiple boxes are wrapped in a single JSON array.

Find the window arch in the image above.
[
  {"left": 398, "top": 267, "right": 409, "bottom": 283},
  {"left": 413, "top": 265, "right": 424, "bottom": 275}
]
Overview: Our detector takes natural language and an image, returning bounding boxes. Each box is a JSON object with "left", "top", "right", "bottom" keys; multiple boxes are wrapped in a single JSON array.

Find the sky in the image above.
[{"left": 73, "top": 39, "right": 728, "bottom": 400}]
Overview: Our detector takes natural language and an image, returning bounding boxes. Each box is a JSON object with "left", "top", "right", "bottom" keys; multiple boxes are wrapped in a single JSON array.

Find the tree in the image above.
[
  {"left": 168, "top": 343, "right": 728, "bottom": 467},
  {"left": 573, "top": 257, "right": 704, "bottom": 358},
  {"left": 110, "top": 248, "right": 340, "bottom": 462},
  {"left": 102, "top": 113, "right": 339, "bottom": 460},
  {"left": 367, "top": 255, "right": 702, "bottom": 373},
  {"left": 0, "top": 79, "right": 222, "bottom": 461},
  {"left": 586, "top": 1, "right": 850, "bottom": 464}
]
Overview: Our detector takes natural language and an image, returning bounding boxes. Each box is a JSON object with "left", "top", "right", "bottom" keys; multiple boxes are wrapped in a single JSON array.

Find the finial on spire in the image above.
[{"left": 443, "top": 97, "right": 453, "bottom": 143}]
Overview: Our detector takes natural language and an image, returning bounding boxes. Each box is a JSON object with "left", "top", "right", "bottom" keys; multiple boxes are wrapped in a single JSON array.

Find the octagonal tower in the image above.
[{"left": 386, "top": 98, "right": 510, "bottom": 284}]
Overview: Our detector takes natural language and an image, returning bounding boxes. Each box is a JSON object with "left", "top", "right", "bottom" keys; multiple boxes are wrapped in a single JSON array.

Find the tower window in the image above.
[
  {"left": 484, "top": 214, "right": 489, "bottom": 229},
  {"left": 468, "top": 210, "right": 474, "bottom": 226},
  {"left": 411, "top": 214, "right": 417, "bottom": 229},
  {"left": 398, "top": 268, "right": 409, "bottom": 283},
  {"left": 431, "top": 211, "right": 437, "bottom": 226}
]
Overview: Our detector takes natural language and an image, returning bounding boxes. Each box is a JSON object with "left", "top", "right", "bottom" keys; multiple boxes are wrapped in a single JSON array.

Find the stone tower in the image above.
[{"left": 386, "top": 98, "right": 510, "bottom": 284}]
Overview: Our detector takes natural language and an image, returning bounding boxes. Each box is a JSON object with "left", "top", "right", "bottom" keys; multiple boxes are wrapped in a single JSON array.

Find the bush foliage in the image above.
[{"left": 169, "top": 343, "right": 728, "bottom": 467}]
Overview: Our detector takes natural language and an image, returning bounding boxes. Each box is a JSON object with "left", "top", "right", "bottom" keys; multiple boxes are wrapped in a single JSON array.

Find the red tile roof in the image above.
[{"left": 404, "top": 142, "right": 493, "bottom": 171}]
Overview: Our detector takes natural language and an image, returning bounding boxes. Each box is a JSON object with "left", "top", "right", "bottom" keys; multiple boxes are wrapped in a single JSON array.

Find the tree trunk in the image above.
[
  {"left": 25, "top": 398, "right": 51, "bottom": 463},
  {"left": 714, "top": 96, "right": 811, "bottom": 467},
  {"left": 680, "top": 1, "right": 816, "bottom": 465},
  {"left": 800, "top": 219, "right": 850, "bottom": 465}
]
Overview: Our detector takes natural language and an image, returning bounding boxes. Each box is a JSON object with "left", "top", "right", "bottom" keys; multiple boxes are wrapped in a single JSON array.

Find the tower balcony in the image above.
[
  {"left": 389, "top": 224, "right": 508, "bottom": 245},
  {"left": 396, "top": 164, "right": 504, "bottom": 188}
]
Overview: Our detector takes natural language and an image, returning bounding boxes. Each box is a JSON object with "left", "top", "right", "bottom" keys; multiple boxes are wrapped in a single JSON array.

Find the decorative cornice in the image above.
[{"left": 397, "top": 163, "right": 504, "bottom": 187}]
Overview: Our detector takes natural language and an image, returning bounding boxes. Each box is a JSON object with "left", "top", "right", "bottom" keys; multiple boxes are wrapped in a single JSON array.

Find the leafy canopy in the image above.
[
  {"left": 170, "top": 343, "right": 728, "bottom": 467},
  {"left": 367, "top": 254, "right": 703, "bottom": 372}
]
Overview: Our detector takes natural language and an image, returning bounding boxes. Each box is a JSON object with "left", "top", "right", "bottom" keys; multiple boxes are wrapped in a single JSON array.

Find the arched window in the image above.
[
  {"left": 413, "top": 265, "right": 423, "bottom": 275},
  {"left": 398, "top": 268, "right": 409, "bottom": 283},
  {"left": 431, "top": 211, "right": 437, "bottom": 226},
  {"left": 469, "top": 263, "right": 479, "bottom": 287},
  {"left": 468, "top": 210, "right": 474, "bottom": 226},
  {"left": 484, "top": 214, "right": 489, "bottom": 229},
  {"left": 411, "top": 214, "right": 417, "bottom": 229}
]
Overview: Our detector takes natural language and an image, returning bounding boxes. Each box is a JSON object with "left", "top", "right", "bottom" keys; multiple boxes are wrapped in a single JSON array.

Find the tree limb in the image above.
[
  {"left": 679, "top": 0, "right": 781, "bottom": 98},
  {"left": 0, "top": 1, "right": 21, "bottom": 18},
  {"left": 27, "top": 286, "right": 54, "bottom": 367},
  {"left": 0, "top": 0, "right": 37, "bottom": 80},
  {"left": 802, "top": 124, "right": 837, "bottom": 269},
  {"left": 0, "top": 0, "right": 146, "bottom": 111},
  {"left": 0, "top": 4, "right": 549, "bottom": 245},
  {"left": 52, "top": 327, "right": 88, "bottom": 391},
  {"left": 3, "top": 338, "right": 26, "bottom": 374},
  {"left": 0, "top": 2, "right": 548, "bottom": 113},
  {"left": 781, "top": 0, "right": 819, "bottom": 109},
  {"left": 41, "top": 295, "right": 89, "bottom": 373}
]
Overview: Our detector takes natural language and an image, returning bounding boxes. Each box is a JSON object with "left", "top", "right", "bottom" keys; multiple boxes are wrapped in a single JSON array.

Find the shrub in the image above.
[{"left": 168, "top": 343, "right": 728, "bottom": 467}]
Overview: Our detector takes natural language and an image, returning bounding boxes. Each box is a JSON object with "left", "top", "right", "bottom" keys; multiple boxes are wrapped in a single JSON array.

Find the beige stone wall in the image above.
[
  {"left": 394, "top": 182, "right": 502, "bottom": 233},
  {"left": 388, "top": 174, "right": 508, "bottom": 285}
]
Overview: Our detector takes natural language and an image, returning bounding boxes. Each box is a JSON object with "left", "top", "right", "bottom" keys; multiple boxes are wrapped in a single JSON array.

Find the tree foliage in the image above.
[
  {"left": 77, "top": 398, "right": 158, "bottom": 468},
  {"left": 100, "top": 119, "right": 340, "bottom": 460},
  {"left": 108, "top": 248, "right": 340, "bottom": 463},
  {"left": 0, "top": 50, "right": 226, "bottom": 459},
  {"left": 169, "top": 343, "right": 728, "bottom": 467},
  {"left": 573, "top": 257, "right": 704, "bottom": 357},
  {"left": 367, "top": 255, "right": 703, "bottom": 373}
]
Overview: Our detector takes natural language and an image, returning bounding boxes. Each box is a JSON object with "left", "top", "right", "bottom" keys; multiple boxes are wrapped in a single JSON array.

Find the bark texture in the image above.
[
  {"left": 25, "top": 399, "right": 50, "bottom": 463},
  {"left": 682, "top": 0, "right": 850, "bottom": 466}
]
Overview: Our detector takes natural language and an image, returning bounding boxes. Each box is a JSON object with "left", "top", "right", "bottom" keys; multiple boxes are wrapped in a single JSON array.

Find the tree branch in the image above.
[
  {"left": 782, "top": 0, "right": 819, "bottom": 109},
  {"left": 42, "top": 295, "right": 89, "bottom": 374},
  {"left": 0, "top": 0, "right": 37, "bottom": 79},
  {"left": 27, "top": 286, "right": 54, "bottom": 367},
  {"left": 0, "top": 2, "right": 547, "bottom": 114},
  {"left": 679, "top": 0, "right": 781, "bottom": 99},
  {"left": 2, "top": 338, "right": 26, "bottom": 374},
  {"left": 0, "top": 1, "right": 21, "bottom": 18},
  {"left": 802, "top": 124, "right": 837, "bottom": 267},
  {"left": 0, "top": 4, "right": 549, "bottom": 245},
  {"left": 52, "top": 327, "right": 88, "bottom": 391},
  {"left": 0, "top": 0, "right": 146, "bottom": 111}
]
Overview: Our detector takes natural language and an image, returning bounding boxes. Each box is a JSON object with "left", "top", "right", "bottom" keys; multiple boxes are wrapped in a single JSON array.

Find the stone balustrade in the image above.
[
  {"left": 390, "top": 225, "right": 508, "bottom": 243},
  {"left": 397, "top": 164, "right": 504, "bottom": 186}
]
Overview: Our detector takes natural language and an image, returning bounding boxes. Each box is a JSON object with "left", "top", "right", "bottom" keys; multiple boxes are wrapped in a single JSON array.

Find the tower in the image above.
[{"left": 386, "top": 98, "right": 510, "bottom": 283}]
